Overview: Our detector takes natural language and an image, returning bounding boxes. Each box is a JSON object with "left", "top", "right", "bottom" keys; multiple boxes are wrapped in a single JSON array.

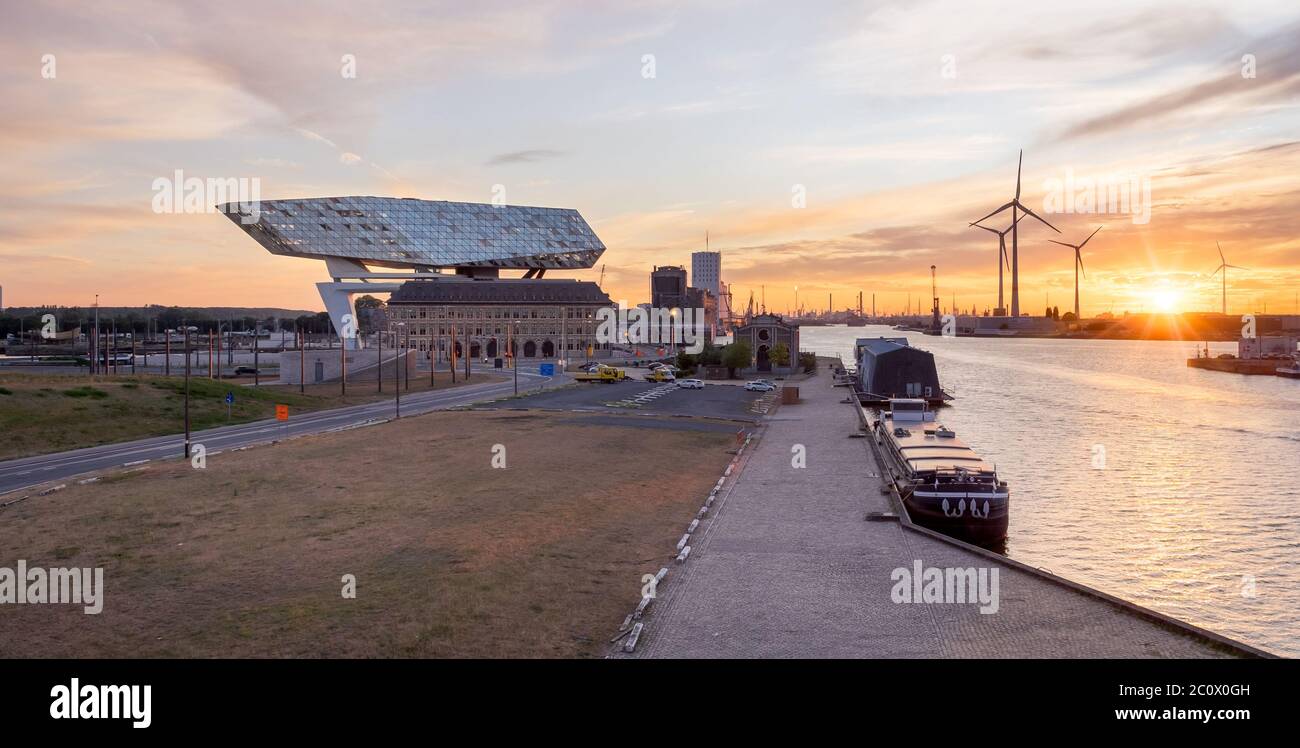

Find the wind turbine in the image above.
[
  {"left": 1210, "top": 241, "right": 1246, "bottom": 315},
  {"left": 969, "top": 213, "right": 1022, "bottom": 315},
  {"left": 1048, "top": 225, "right": 1102, "bottom": 320},
  {"left": 971, "top": 150, "right": 1061, "bottom": 317}
]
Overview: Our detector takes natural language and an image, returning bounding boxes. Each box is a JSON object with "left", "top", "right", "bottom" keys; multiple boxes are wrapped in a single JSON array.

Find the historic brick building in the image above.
[{"left": 385, "top": 277, "right": 614, "bottom": 362}]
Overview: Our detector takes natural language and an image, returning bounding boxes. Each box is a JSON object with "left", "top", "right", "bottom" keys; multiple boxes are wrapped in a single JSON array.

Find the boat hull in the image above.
[{"left": 902, "top": 488, "right": 1009, "bottom": 547}]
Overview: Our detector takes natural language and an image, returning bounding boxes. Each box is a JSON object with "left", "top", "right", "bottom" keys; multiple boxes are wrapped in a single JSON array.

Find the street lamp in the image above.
[
  {"left": 394, "top": 322, "right": 404, "bottom": 418},
  {"left": 181, "top": 325, "right": 198, "bottom": 458}
]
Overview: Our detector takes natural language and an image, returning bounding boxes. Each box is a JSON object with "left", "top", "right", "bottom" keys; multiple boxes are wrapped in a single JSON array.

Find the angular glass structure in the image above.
[
  {"left": 218, "top": 196, "right": 607, "bottom": 348},
  {"left": 218, "top": 196, "right": 605, "bottom": 270}
]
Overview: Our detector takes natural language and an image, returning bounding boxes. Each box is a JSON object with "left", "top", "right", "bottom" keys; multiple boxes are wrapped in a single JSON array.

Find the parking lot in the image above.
[{"left": 480, "top": 377, "right": 776, "bottom": 421}]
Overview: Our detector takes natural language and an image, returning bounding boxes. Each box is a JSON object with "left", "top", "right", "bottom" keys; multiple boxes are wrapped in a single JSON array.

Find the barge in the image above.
[{"left": 872, "top": 398, "right": 1008, "bottom": 547}]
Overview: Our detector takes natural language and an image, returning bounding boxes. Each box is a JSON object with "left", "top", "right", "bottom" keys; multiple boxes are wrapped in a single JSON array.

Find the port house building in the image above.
[
  {"left": 386, "top": 277, "right": 613, "bottom": 361},
  {"left": 219, "top": 196, "right": 609, "bottom": 353}
]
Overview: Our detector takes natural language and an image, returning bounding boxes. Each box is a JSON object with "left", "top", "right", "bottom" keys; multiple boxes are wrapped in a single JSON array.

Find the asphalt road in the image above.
[{"left": 0, "top": 367, "right": 560, "bottom": 497}]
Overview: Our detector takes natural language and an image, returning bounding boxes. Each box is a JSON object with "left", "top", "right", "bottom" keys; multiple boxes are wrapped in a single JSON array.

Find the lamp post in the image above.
[
  {"left": 395, "top": 323, "right": 404, "bottom": 418},
  {"left": 253, "top": 323, "right": 260, "bottom": 387},
  {"left": 182, "top": 325, "right": 198, "bottom": 458}
]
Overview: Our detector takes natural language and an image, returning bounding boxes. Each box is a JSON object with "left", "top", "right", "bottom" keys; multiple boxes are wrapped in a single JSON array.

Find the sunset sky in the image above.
[{"left": 2, "top": 0, "right": 1298, "bottom": 317}]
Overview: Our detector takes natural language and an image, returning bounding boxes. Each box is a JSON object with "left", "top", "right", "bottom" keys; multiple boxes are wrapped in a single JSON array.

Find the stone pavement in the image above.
[{"left": 624, "top": 368, "right": 1253, "bottom": 658}]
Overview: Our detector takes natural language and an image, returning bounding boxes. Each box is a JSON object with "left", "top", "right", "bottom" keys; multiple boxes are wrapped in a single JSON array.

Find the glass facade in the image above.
[{"left": 220, "top": 196, "right": 605, "bottom": 270}]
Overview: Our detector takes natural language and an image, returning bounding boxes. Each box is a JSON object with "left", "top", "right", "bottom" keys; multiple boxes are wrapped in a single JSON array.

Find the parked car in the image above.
[
  {"left": 744, "top": 380, "right": 776, "bottom": 392},
  {"left": 677, "top": 378, "right": 704, "bottom": 389},
  {"left": 235, "top": 366, "right": 261, "bottom": 375}
]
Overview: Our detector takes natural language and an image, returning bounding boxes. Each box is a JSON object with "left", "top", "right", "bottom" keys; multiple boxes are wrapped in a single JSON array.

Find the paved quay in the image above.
[{"left": 623, "top": 365, "right": 1262, "bottom": 658}]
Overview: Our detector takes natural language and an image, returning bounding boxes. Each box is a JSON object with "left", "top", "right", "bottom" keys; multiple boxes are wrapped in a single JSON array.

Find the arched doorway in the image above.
[
  {"left": 757, "top": 344, "right": 771, "bottom": 372},
  {"left": 486, "top": 339, "right": 498, "bottom": 358},
  {"left": 453, "top": 341, "right": 463, "bottom": 358},
  {"left": 541, "top": 340, "right": 555, "bottom": 358},
  {"left": 470, "top": 342, "right": 481, "bottom": 359},
  {"left": 523, "top": 340, "right": 537, "bottom": 358}
]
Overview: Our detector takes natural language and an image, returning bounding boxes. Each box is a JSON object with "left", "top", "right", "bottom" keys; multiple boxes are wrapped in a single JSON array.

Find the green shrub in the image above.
[{"left": 63, "top": 386, "right": 109, "bottom": 399}]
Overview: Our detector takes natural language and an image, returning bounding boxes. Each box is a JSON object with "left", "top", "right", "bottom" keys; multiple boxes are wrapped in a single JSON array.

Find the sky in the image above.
[{"left": 1, "top": 0, "right": 1298, "bottom": 317}]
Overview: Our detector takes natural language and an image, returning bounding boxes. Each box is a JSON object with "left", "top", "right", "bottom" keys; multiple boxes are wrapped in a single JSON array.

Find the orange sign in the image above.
[{"left": 275, "top": 404, "right": 288, "bottom": 421}]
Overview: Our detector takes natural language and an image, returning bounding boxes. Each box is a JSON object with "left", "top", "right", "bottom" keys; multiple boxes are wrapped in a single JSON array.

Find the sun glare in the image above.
[{"left": 1151, "top": 287, "right": 1182, "bottom": 313}]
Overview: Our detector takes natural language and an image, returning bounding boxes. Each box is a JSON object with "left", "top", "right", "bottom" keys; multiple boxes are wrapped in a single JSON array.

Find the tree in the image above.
[
  {"left": 769, "top": 342, "right": 790, "bottom": 367},
  {"left": 675, "top": 348, "right": 696, "bottom": 373},
  {"left": 722, "top": 340, "right": 752, "bottom": 379}
]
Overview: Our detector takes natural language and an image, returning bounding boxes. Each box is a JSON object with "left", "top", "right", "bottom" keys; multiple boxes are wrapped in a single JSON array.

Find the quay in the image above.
[{"left": 619, "top": 359, "right": 1271, "bottom": 658}]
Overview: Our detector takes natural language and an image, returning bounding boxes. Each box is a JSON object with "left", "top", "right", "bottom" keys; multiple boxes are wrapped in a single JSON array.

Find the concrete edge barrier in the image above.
[{"left": 623, "top": 622, "right": 644, "bottom": 653}]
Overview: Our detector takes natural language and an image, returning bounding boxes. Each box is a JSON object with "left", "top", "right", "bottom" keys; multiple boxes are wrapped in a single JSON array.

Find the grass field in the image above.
[
  {"left": 0, "top": 371, "right": 502, "bottom": 461},
  {"left": 0, "top": 410, "right": 736, "bottom": 658}
]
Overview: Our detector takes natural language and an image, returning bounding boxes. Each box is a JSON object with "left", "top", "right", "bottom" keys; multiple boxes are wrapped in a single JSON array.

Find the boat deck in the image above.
[{"left": 883, "top": 416, "right": 994, "bottom": 473}]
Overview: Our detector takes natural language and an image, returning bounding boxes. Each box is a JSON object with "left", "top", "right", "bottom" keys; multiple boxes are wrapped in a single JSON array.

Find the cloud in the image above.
[
  {"left": 1060, "top": 21, "right": 1300, "bottom": 140},
  {"left": 485, "top": 149, "right": 566, "bottom": 166}
]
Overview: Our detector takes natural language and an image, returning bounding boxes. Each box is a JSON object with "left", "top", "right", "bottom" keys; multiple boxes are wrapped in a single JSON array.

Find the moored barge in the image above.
[{"left": 872, "top": 398, "right": 1008, "bottom": 547}]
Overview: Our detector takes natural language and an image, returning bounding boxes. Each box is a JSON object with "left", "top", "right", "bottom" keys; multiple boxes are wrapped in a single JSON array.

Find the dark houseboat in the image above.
[{"left": 853, "top": 336, "right": 951, "bottom": 406}]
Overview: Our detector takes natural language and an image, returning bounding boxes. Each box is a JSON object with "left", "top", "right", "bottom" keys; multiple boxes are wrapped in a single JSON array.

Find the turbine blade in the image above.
[
  {"left": 1048, "top": 240, "right": 1075, "bottom": 248},
  {"left": 1077, "top": 225, "right": 1103, "bottom": 249},
  {"left": 1226, "top": 264, "right": 1249, "bottom": 270},
  {"left": 1077, "top": 249, "right": 1086, "bottom": 279},
  {"left": 1217, "top": 241, "right": 1225, "bottom": 264},
  {"left": 1210, "top": 265, "right": 1224, "bottom": 277},
  {"left": 1013, "top": 200, "right": 1061, "bottom": 232},
  {"left": 971, "top": 201, "right": 1015, "bottom": 226},
  {"left": 1015, "top": 149, "right": 1023, "bottom": 200}
]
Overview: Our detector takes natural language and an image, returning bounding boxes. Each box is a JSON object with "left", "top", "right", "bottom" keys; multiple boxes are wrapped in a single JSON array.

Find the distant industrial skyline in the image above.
[{"left": 2, "top": 1, "right": 1299, "bottom": 317}]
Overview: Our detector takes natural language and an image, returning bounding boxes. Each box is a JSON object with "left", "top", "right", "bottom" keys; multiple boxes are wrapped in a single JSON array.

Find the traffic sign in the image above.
[
  {"left": 275, "top": 404, "right": 288, "bottom": 421},
  {"left": 224, "top": 392, "right": 234, "bottom": 404},
  {"left": 538, "top": 363, "right": 555, "bottom": 376}
]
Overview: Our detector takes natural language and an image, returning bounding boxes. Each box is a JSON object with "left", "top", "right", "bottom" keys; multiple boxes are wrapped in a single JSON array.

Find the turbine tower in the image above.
[
  {"left": 972, "top": 150, "right": 1060, "bottom": 317},
  {"left": 1048, "top": 226, "right": 1102, "bottom": 320},
  {"left": 969, "top": 214, "right": 1021, "bottom": 315},
  {"left": 1210, "top": 242, "right": 1247, "bottom": 315}
]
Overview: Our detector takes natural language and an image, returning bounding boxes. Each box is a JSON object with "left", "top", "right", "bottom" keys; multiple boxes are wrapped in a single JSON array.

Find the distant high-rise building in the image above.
[
  {"left": 691, "top": 251, "right": 721, "bottom": 297},
  {"left": 650, "top": 265, "right": 688, "bottom": 308}
]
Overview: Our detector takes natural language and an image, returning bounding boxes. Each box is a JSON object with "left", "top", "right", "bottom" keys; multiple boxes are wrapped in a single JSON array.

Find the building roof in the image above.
[
  {"left": 738, "top": 313, "right": 799, "bottom": 329},
  {"left": 387, "top": 279, "right": 613, "bottom": 306},
  {"left": 219, "top": 196, "right": 605, "bottom": 271},
  {"left": 856, "top": 337, "right": 911, "bottom": 356}
]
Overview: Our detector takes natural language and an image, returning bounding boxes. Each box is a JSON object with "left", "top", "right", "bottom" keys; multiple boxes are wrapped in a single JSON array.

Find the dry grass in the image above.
[
  {"left": 0, "top": 371, "right": 501, "bottom": 460},
  {"left": 0, "top": 410, "right": 734, "bottom": 658}
]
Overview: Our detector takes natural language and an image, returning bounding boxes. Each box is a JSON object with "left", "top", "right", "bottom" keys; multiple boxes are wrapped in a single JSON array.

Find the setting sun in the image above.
[{"left": 1151, "top": 287, "right": 1183, "bottom": 313}]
